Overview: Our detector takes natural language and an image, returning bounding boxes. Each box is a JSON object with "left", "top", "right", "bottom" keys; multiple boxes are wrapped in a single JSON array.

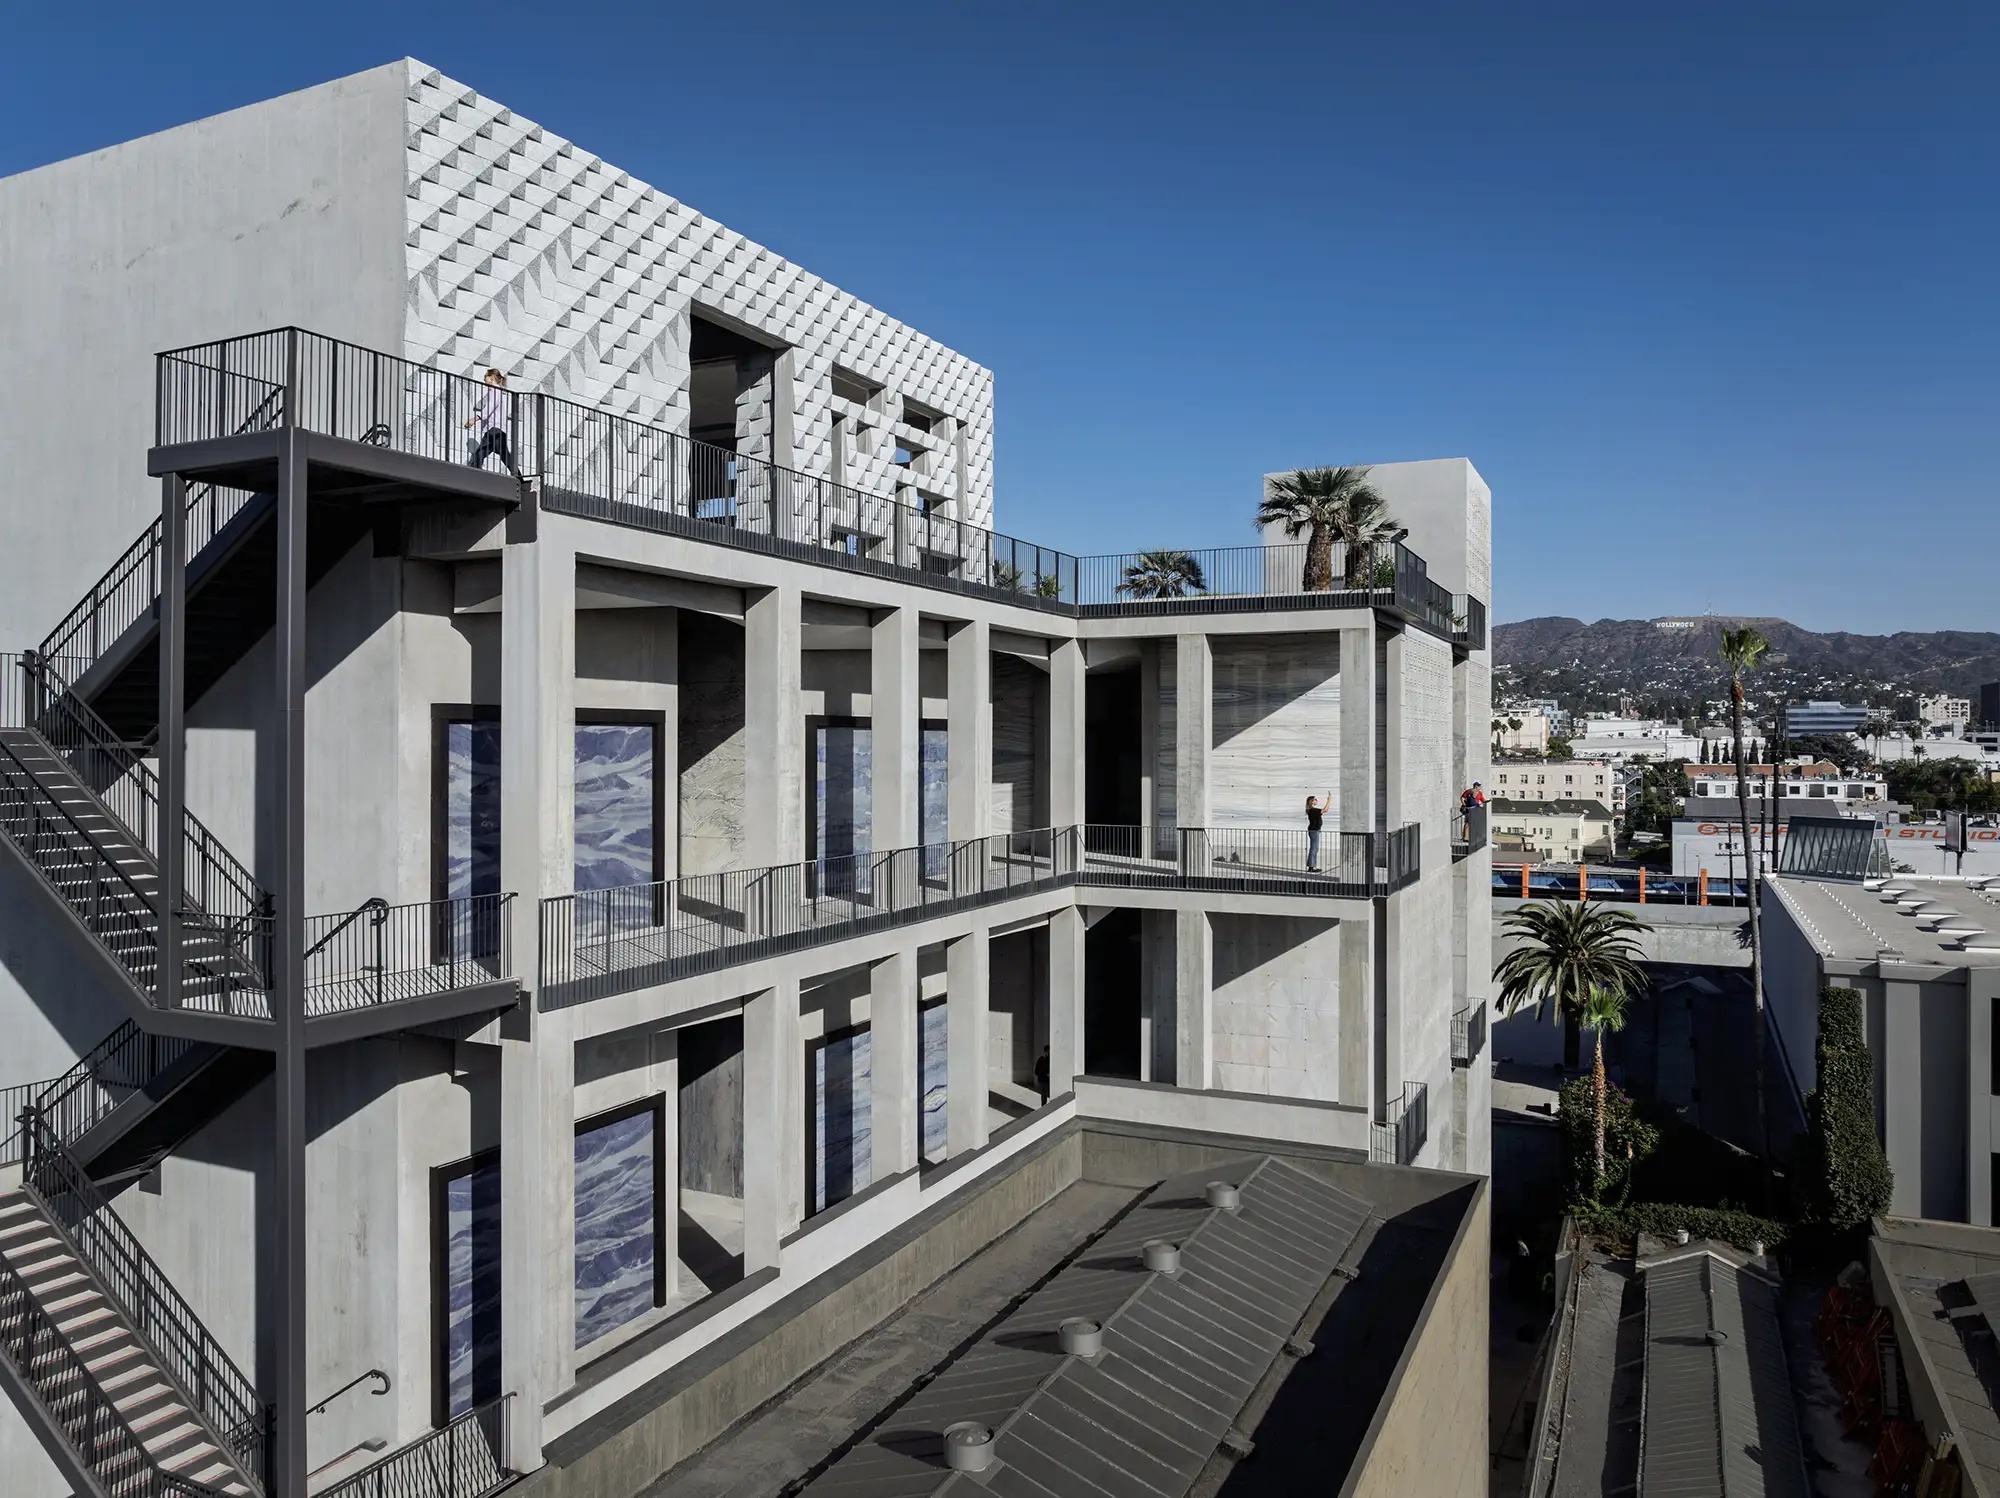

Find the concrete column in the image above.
[
  {"left": 498, "top": 534, "right": 575, "bottom": 1463},
  {"left": 1383, "top": 631, "right": 1407, "bottom": 833},
  {"left": 1970, "top": 975, "right": 1994, "bottom": 1225},
  {"left": 1139, "top": 909, "right": 1173, "bottom": 1084},
  {"left": 870, "top": 951, "right": 920, "bottom": 1178},
  {"left": 1139, "top": 640, "right": 1160, "bottom": 845},
  {"left": 947, "top": 928, "right": 991, "bottom": 1153},
  {"left": 1340, "top": 917, "right": 1374, "bottom": 1110},
  {"left": 1174, "top": 907, "right": 1212, "bottom": 1090},
  {"left": 1174, "top": 633, "right": 1210, "bottom": 838},
  {"left": 1882, "top": 979, "right": 1922, "bottom": 1217},
  {"left": 745, "top": 585, "right": 803, "bottom": 867},
  {"left": 1340, "top": 625, "right": 1375, "bottom": 837},
  {"left": 1048, "top": 905, "right": 1086, "bottom": 1097},
  {"left": 743, "top": 975, "right": 802, "bottom": 1270},
  {"left": 1049, "top": 638, "right": 1086, "bottom": 831},
  {"left": 871, "top": 606, "right": 922, "bottom": 851},
  {"left": 948, "top": 620, "right": 991, "bottom": 843},
  {"left": 653, "top": 1027, "right": 681, "bottom": 1303}
]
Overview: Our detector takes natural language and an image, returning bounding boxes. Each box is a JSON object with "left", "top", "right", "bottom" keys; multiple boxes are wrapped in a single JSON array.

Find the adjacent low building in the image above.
[
  {"left": 1488, "top": 798, "right": 1613, "bottom": 862},
  {"left": 1684, "top": 762, "right": 1887, "bottom": 805}
]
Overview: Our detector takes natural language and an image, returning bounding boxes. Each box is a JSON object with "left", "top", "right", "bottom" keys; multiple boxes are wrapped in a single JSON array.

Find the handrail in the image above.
[
  {"left": 318, "top": 1393, "right": 511, "bottom": 1498},
  {"left": 32, "top": 1021, "right": 203, "bottom": 1157},
  {"left": 307, "top": 1368, "right": 391, "bottom": 1418},
  {"left": 0, "top": 1244, "right": 233, "bottom": 1498},
  {"left": 20, "top": 1108, "right": 269, "bottom": 1485},
  {"left": 303, "top": 897, "right": 388, "bottom": 962},
  {"left": 146, "top": 326, "right": 1487, "bottom": 636}
]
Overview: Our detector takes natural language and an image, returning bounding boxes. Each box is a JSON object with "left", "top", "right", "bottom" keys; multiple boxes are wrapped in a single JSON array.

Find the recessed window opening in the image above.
[{"left": 831, "top": 366, "right": 881, "bottom": 406}]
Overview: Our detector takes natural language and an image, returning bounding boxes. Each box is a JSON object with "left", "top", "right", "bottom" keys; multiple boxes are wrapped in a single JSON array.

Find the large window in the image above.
[
  {"left": 920, "top": 999, "right": 948, "bottom": 1165},
  {"left": 574, "top": 719, "right": 661, "bottom": 893},
  {"left": 432, "top": 1150, "right": 502, "bottom": 1424},
  {"left": 810, "top": 1025, "right": 873, "bottom": 1214},
  {"left": 574, "top": 1098, "right": 666, "bottom": 1350}
]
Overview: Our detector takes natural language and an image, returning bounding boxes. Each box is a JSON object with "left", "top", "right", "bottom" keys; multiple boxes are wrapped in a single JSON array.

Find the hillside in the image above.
[{"left": 1494, "top": 616, "right": 2000, "bottom": 699}]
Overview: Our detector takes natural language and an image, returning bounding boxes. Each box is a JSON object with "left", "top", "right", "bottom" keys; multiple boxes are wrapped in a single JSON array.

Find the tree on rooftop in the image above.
[
  {"left": 1496, "top": 901, "right": 1648, "bottom": 1072},
  {"left": 1720, "top": 625, "right": 1771, "bottom": 1161},
  {"left": 1116, "top": 549, "right": 1206, "bottom": 600},
  {"left": 1255, "top": 466, "right": 1400, "bottom": 592}
]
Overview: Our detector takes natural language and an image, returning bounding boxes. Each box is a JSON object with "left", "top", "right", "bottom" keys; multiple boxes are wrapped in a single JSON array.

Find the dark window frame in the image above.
[{"left": 572, "top": 1093, "right": 670, "bottom": 1350}]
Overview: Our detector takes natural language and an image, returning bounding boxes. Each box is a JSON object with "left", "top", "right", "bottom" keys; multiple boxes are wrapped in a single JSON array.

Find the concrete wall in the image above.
[
  {"left": 990, "top": 655, "right": 1043, "bottom": 834},
  {"left": 1210, "top": 914, "right": 1344, "bottom": 1100},
  {"left": 1492, "top": 898, "right": 1754, "bottom": 969},
  {"left": 678, "top": 613, "right": 746, "bottom": 876},
  {"left": 0, "top": 62, "right": 411, "bottom": 649},
  {"left": 1343, "top": 1181, "right": 1490, "bottom": 1498},
  {"left": 1210, "top": 633, "right": 1342, "bottom": 829}
]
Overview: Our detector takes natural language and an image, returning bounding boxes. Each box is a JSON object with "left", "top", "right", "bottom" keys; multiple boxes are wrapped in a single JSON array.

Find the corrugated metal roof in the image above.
[
  {"left": 798, "top": 1155, "right": 1371, "bottom": 1498},
  {"left": 1638, "top": 1253, "right": 1809, "bottom": 1498}
]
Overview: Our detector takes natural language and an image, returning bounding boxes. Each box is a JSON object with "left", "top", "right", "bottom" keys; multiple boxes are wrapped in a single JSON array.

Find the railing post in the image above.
[{"left": 283, "top": 329, "right": 299, "bottom": 431}]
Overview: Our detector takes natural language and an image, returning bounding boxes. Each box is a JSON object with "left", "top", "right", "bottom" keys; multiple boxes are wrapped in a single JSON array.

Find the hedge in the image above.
[
  {"left": 1574, "top": 1201, "right": 1788, "bottom": 1252},
  {"left": 1801, "top": 986, "right": 1893, "bottom": 1231}
]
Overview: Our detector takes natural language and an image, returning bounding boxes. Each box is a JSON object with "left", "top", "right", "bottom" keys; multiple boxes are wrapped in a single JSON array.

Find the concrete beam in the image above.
[
  {"left": 1174, "top": 632, "right": 1210, "bottom": 832},
  {"left": 1341, "top": 624, "right": 1374, "bottom": 836},
  {"left": 870, "top": 951, "right": 920, "bottom": 1178},
  {"left": 744, "top": 584, "right": 803, "bottom": 867},
  {"left": 948, "top": 619, "right": 991, "bottom": 842},
  {"left": 947, "top": 928, "right": 991, "bottom": 1154},
  {"left": 871, "top": 606, "right": 922, "bottom": 850},
  {"left": 1174, "top": 907, "right": 1212, "bottom": 1089},
  {"left": 743, "top": 975, "right": 803, "bottom": 1271}
]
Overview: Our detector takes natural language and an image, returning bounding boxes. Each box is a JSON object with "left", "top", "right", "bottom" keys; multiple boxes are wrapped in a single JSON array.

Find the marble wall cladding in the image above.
[
  {"left": 444, "top": 720, "right": 503, "bottom": 899},
  {"left": 990, "top": 656, "right": 1042, "bottom": 834},
  {"left": 1210, "top": 635, "right": 1343, "bottom": 830},
  {"left": 679, "top": 1016, "right": 743, "bottom": 1197},
  {"left": 1210, "top": 915, "right": 1344, "bottom": 1101},
  {"left": 920, "top": 1001, "right": 947, "bottom": 1164},
  {"left": 811, "top": 1027, "right": 873, "bottom": 1214},
  {"left": 921, "top": 726, "right": 949, "bottom": 849},
  {"left": 439, "top": 1154, "right": 503, "bottom": 1418},
  {"left": 574, "top": 725, "right": 656, "bottom": 893},
  {"left": 679, "top": 614, "right": 747, "bottom": 877},
  {"left": 815, "top": 724, "right": 873, "bottom": 881},
  {"left": 573, "top": 1107, "right": 658, "bottom": 1350}
]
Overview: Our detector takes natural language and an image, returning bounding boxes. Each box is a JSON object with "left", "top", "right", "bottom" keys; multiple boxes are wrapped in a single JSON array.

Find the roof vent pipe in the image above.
[
  {"left": 1143, "top": 1240, "right": 1181, "bottom": 1273},
  {"left": 944, "top": 1423, "right": 996, "bottom": 1473},
  {"left": 1205, "top": 1181, "right": 1241, "bottom": 1211},
  {"left": 1059, "top": 1318, "right": 1103, "bottom": 1357},
  {"left": 1675, "top": 1228, "right": 1690, "bottom": 1246}
]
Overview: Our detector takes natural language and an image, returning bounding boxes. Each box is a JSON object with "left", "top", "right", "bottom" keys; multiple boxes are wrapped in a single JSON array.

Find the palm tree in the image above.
[
  {"left": 1719, "top": 625, "right": 1770, "bottom": 1160},
  {"left": 1496, "top": 901, "right": 1649, "bottom": 1071},
  {"left": 1580, "top": 983, "right": 1630, "bottom": 1194},
  {"left": 1117, "top": 549, "right": 1206, "bottom": 600},
  {"left": 1256, "top": 466, "right": 1400, "bottom": 592}
]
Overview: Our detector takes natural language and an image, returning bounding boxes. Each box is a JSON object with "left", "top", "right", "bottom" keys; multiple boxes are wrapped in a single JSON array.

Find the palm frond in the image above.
[
  {"left": 1495, "top": 901, "right": 1649, "bottom": 1027},
  {"left": 1117, "top": 549, "right": 1207, "bottom": 600}
]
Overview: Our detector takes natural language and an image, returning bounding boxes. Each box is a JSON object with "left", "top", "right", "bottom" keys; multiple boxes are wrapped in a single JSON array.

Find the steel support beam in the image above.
[
  {"left": 272, "top": 418, "right": 309, "bottom": 1498},
  {"left": 157, "top": 472, "right": 186, "bottom": 1013}
]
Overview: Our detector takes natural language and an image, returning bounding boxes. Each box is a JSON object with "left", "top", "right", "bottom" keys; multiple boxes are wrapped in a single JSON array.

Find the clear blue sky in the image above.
[{"left": 3, "top": 3, "right": 1992, "bottom": 632}]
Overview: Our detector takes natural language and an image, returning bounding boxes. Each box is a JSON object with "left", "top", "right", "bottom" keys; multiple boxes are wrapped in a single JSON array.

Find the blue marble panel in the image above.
[
  {"left": 440, "top": 1156, "right": 502, "bottom": 1418},
  {"left": 573, "top": 1108, "right": 658, "bottom": 1349},
  {"left": 921, "top": 727, "right": 949, "bottom": 878},
  {"left": 445, "top": 721, "right": 503, "bottom": 900},
  {"left": 812, "top": 1028, "right": 873, "bottom": 1215},
  {"left": 920, "top": 1001, "right": 948, "bottom": 1164},
  {"left": 816, "top": 724, "right": 873, "bottom": 896},
  {"left": 575, "top": 724, "right": 656, "bottom": 893}
]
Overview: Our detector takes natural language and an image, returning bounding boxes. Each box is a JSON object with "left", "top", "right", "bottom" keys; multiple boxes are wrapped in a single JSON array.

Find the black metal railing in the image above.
[
  {"left": 302, "top": 893, "right": 513, "bottom": 1016},
  {"left": 30, "top": 1022, "right": 203, "bottom": 1158},
  {"left": 142, "top": 328, "right": 1485, "bottom": 637},
  {"left": 1452, "top": 1004, "right": 1486, "bottom": 1068},
  {"left": 20, "top": 1109, "right": 269, "bottom": 1481},
  {"left": 541, "top": 830, "right": 1070, "bottom": 1006},
  {"left": 1370, "top": 1081, "right": 1428, "bottom": 1166},
  {"left": 1074, "top": 824, "right": 1181, "bottom": 887},
  {"left": 1452, "top": 804, "right": 1488, "bottom": 859},
  {"left": 1174, "top": 825, "right": 1420, "bottom": 898},
  {"left": 0, "top": 1246, "right": 232, "bottom": 1498},
  {"left": 1452, "top": 594, "right": 1487, "bottom": 651},
  {"left": 318, "top": 1395, "right": 511, "bottom": 1498},
  {"left": 5, "top": 654, "right": 271, "bottom": 953},
  {"left": 0, "top": 1078, "right": 53, "bottom": 1167}
]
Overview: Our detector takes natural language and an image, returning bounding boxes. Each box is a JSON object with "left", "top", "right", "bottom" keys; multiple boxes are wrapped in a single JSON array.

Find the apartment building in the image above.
[
  {"left": 1685, "top": 762, "right": 1886, "bottom": 803},
  {"left": 1491, "top": 711, "right": 1551, "bottom": 754},
  {"left": 1487, "top": 759, "right": 1622, "bottom": 812},
  {"left": 0, "top": 62, "right": 1492, "bottom": 1498},
  {"left": 1487, "top": 799, "right": 1614, "bottom": 862},
  {"left": 1921, "top": 694, "right": 1972, "bottom": 731}
]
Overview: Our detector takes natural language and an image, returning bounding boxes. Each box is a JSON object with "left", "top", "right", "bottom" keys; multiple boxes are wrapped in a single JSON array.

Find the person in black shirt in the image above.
[{"left": 1306, "top": 792, "right": 1330, "bottom": 871}]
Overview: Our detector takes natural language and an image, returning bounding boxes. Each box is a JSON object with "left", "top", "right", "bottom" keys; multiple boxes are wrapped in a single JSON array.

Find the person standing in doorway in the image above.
[
  {"left": 1306, "top": 792, "right": 1330, "bottom": 872},
  {"left": 464, "top": 368, "right": 522, "bottom": 481}
]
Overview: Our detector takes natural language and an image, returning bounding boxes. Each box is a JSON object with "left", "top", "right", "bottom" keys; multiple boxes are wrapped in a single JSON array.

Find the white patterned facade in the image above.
[{"left": 400, "top": 62, "right": 995, "bottom": 530}]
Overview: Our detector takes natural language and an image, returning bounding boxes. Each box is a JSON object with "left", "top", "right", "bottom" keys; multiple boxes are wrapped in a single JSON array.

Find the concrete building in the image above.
[
  {"left": 1568, "top": 718, "right": 1702, "bottom": 765},
  {"left": 1492, "top": 711, "right": 1551, "bottom": 754},
  {"left": 1487, "top": 799, "right": 1613, "bottom": 862},
  {"left": 1684, "top": 762, "right": 1887, "bottom": 804},
  {"left": 1785, "top": 700, "right": 1872, "bottom": 735},
  {"left": 1487, "top": 759, "right": 1622, "bottom": 812},
  {"left": 0, "top": 62, "right": 1493, "bottom": 1498},
  {"left": 1763, "top": 872, "right": 2000, "bottom": 1224},
  {"left": 1921, "top": 694, "right": 1972, "bottom": 731}
]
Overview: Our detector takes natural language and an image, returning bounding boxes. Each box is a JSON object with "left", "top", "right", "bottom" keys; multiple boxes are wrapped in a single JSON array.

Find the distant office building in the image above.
[
  {"left": 1786, "top": 700, "right": 1871, "bottom": 735},
  {"left": 1569, "top": 720, "right": 1702, "bottom": 765},
  {"left": 1493, "top": 711, "right": 1551, "bottom": 754},
  {"left": 1488, "top": 760, "right": 1623, "bottom": 812},
  {"left": 1980, "top": 682, "right": 2000, "bottom": 732},
  {"left": 1921, "top": 694, "right": 1972, "bottom": 731}
]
